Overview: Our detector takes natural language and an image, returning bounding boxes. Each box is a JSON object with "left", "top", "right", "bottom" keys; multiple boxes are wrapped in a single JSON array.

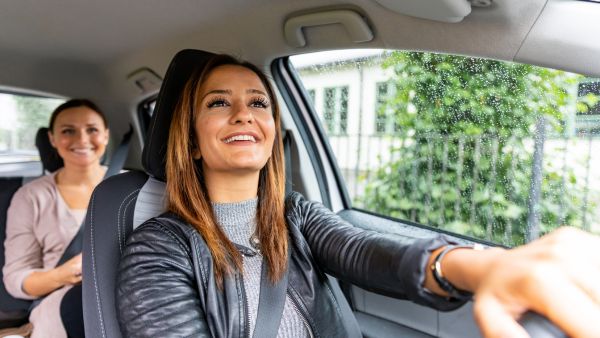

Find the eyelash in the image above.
[
  {"left": 250, "top": 97, "right": 269, "bottom": 108},
  {"left": 205, "top": 96, "right": 270, "bottom": 109},
  {"left": 206, "top": 97, "right": 228, "bottom": 108},
  {"left": 60, "top": 128, "right": 99, "bottom": 135}
]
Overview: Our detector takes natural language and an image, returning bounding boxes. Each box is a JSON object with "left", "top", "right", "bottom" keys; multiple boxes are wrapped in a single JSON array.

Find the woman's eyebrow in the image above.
[
  {"left": 201, "top": 88, "right": 267, "bottom": 100},
  {"left": 58, "top": 122, "right": 100, "bottom": 128},
  {"left": 202, "top": 89, "right": 231, "bottom": 100},
  {"left": 247, "top": 89, "right": 267, "bottom": 96}
]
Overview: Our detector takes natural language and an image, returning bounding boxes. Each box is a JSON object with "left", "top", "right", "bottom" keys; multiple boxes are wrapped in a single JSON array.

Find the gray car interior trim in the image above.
[
  {"left": 284, "top": 9, "right": 374, "bottom": 48},
  {"left": 132, "top": 177, "right": 166, "bottom": 229}
]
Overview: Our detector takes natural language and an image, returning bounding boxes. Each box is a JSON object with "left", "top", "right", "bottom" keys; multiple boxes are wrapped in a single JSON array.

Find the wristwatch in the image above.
[{"left": 430, "top": 243, "right": 485, "bottom": 300}]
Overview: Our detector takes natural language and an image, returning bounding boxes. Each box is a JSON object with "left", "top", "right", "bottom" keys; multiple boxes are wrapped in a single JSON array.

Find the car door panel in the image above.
[{"left": 339, "top": 209, "right": 482, "bottom": 338}]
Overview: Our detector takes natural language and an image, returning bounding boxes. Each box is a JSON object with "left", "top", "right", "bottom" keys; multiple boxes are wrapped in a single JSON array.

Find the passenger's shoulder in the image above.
[
  {"left": 21, "top": 173, "right": 54, "bottom": 189},
  {"left": 13, "top": 174, "right": 55, "bottom": 202}
]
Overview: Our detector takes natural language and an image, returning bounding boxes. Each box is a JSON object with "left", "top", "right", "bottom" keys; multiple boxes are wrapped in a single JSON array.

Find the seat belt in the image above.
[
  {"left": 104, "top": 125, "right": 133, "bottom": 178},
  {"left": 55, "top": 125, "right": 133, "bottom": 267},
  {"left": 244, "top": 130, "right": 292, "bottom": 337},
  {"left": 252, "top": 247, "right": 290, "bottom": 338}
]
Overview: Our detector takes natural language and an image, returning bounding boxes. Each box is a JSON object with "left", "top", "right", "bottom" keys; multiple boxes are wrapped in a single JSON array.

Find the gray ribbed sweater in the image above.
[{"left": 213, "top": 198, "right": 310, "bottom": 338}]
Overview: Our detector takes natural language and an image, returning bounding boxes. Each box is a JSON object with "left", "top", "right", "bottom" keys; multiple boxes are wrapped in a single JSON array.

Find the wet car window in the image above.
[{"left": 291, "top": 49, "right": 600, "bottom": 246}]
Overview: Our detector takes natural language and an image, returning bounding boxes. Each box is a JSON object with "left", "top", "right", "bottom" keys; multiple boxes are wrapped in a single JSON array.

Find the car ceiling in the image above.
[
  {"left": 0, "top": 0, "right": 548, "bottom": 64},
  {"left": 1, "top": 0, "right": 599, "bottom": 162},
  {"left": 3, "top": 0, "right": 600, "bottom": 87}
]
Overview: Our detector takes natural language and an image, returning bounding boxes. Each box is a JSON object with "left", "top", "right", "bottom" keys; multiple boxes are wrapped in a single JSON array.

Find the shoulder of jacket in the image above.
[
  {"left": 285, "top": 191, "right": 327, "bottom": 214},
  {"left": 14, "top": 174, "right": 54, "bottom": 201},
  {"left": 131, "top": 213, "right": 196, "bottom": 253},
  {"left": 285, "top": 191, "right": 306, "bottom": 209}
]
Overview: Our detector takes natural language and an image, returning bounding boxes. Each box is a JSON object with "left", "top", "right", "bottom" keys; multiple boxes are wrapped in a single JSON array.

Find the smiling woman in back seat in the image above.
[{"left": 3, "top": 99, "right": 110, "bottom": 338}]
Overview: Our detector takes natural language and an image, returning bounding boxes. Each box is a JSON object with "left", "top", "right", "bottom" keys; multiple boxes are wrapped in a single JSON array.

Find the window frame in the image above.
[{"left": 272, "top": 57, "right": 346, "bottom": 209}]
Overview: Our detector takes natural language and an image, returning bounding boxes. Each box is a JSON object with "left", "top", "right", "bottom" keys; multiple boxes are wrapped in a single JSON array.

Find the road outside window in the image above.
[{"left": 291, "top": 49, "right": 600, "bottom": 246}]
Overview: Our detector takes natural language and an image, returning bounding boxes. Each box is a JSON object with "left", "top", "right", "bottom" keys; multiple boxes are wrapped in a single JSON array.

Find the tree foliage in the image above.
[
  {"left": 359, "top": 52, "right": 595, "bottom": 246},
  {"left": 14, "top": 96, "right": 60, "bottom": 151}
]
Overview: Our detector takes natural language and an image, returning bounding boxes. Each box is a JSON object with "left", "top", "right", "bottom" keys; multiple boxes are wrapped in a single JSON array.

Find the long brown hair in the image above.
[{"left": 166, "top": 54, "right": 288, "bottom": 285}]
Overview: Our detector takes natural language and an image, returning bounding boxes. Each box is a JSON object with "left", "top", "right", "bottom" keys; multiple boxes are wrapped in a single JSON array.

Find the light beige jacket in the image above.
[{"left": 3, "top": 172, "right": 83, "bottom": 338}]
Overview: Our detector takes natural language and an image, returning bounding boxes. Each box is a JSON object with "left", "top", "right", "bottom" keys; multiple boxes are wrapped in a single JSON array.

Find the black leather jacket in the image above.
[{"left": 116, "top": 192, "right": 464, "bottom": 337}]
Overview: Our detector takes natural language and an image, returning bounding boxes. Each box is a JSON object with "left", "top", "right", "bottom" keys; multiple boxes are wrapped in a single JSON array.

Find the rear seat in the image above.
[
  {"left": 35, "top": 127, "right": 64, "bottom": 174},
  {"left": 0, "top": 177, "right": 33, "bottom": 328},
  {"left": 0, "top": 127, "right": 63, "bottom": 328},
  {"left": 0, "top": 124, "right": 132, "bottom": 329}
]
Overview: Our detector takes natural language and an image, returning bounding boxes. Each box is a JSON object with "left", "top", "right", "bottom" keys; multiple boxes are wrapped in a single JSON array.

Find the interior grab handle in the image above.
[{"left": 284, "top": 10, "right": 373, "bottom": 48}]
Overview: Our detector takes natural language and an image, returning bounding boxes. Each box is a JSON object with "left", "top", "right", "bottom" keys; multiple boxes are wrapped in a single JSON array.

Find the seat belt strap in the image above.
[
  {"left": 252, "top": 247, "right": 290, "bottom": 338},
  {"left": 104, "top": 124, "right": 133, "bottom": 178}
]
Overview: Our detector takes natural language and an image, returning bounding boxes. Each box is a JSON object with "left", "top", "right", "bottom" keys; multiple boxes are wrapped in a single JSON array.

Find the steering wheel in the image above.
[{"left": 520, "top": 312, "right": 567, "bottom": 338}]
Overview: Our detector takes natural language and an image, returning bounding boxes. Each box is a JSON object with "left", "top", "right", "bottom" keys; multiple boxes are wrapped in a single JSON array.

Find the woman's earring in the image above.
[{"left": 192, "top": 148, "right": 202, "bottom": 160}]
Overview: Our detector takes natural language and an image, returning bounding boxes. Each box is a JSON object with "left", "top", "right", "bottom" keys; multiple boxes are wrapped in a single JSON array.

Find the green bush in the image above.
[{"left": 359, "top": 52, "right": 596, "bottom": 246}]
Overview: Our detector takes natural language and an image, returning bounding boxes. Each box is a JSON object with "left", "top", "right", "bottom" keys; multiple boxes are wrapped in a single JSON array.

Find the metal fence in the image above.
[{"left": 328, "top": 131, "right": 600, "bottom": 243}]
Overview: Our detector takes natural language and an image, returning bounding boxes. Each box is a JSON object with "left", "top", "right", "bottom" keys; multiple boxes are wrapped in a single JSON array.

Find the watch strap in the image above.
[{"left": 430, "top": 244, "right": 484, "bottom": 301}]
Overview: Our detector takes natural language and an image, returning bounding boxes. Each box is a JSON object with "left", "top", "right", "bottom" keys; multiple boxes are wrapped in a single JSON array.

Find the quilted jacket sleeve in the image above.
[
  {"left": 116, "top": 220, "right": 210, "bottom": 337},
  {"left": 286, "top": 192, "right": 467, "bottom": 311}
]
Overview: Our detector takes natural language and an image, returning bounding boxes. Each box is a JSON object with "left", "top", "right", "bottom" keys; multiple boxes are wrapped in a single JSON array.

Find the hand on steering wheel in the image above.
[{"left": 473, "top": 227, "right": 600, "bottom": 338}]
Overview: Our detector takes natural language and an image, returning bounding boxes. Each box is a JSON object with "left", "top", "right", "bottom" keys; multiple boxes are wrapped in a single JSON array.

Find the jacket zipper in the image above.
[
  {"left": 288, "top": 289, "right": 315, "bottom": 338},
  {"left": 236, "top": 245, "right": 258, "bottom": 338},
  {"left": 239, "top": 274, "right": 251, "bottom": 338}
]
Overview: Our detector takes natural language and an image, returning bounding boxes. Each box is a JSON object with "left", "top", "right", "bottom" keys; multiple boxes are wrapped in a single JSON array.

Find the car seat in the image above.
[
  {"left": 0, "top": 177, "right": 33, "bottom": 329},
  {"left": 35, "top": 127, "right": 64, "bottom": 173},
  {"left": 81, "top": 49, "right": 215, "bottom": 338},
  {"left": 0, "top": 127, "right": 65, "bottom": 328}
]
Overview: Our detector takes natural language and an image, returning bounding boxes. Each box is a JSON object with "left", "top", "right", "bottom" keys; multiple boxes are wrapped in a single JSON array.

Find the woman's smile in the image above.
[
  {"left": 69, "top": 145, "right": 97, "bottom": 155},
  {"left": 222, "top": 131, "right": 260, "bottom": 145}
]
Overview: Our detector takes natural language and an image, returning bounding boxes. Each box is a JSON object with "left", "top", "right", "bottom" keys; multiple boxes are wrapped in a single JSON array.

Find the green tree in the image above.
[
  {"left": 360, "top": 52, "right": 594, "bottom": 246},
  {"left": 14, "top": 96, "right": 62, "bottom": 151}
]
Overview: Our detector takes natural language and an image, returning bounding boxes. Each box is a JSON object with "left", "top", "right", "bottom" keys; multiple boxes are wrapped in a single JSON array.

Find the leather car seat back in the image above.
[{"left": 82, "top": 50, "right": 215, "bottom": 338}]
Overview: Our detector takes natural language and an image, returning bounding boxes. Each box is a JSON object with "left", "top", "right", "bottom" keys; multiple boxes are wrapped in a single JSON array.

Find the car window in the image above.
[
  {"left": 290, "top": 50, "right": 600, "bottom": 246},
  {"left": 0, "top": 92, "right": 65, "bottom": 176}
]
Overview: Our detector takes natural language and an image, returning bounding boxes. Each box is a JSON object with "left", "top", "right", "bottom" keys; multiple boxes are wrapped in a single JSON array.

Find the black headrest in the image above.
[
  {"left": 142, "top": 49, "right": 216, "bottom": 181},
  {"left": 35, "top": 127, "right": 64, "bottom": 173}
]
